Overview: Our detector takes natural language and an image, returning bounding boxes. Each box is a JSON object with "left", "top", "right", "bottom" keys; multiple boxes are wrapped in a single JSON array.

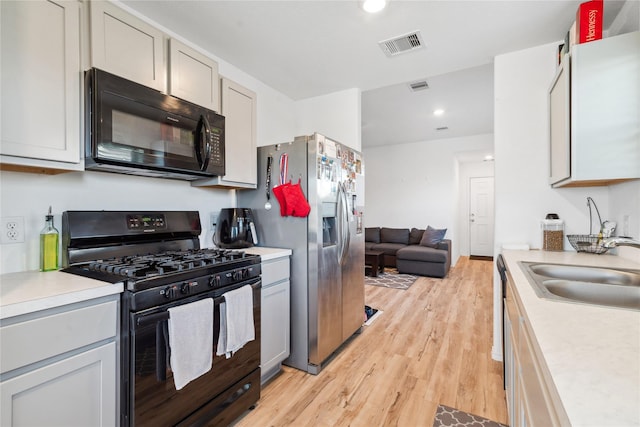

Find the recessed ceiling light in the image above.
[
  {"left": 362, "top": 0, "right": 387, "bottom": 13},
  {"left": 433, "top": 109, "right": 445, "bottom": 116},
  {"left": 484, "top": 154, "right": 495, "bottom": 161}
]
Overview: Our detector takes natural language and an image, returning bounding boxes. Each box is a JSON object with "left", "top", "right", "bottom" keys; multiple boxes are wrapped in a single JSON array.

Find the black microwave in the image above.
[{"left": 85, "top": 68, "right": 225, "bottom": 180}]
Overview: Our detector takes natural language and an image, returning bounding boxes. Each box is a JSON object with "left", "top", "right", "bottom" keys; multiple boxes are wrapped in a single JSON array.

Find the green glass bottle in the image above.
[{"left": 40, "top": 206, "right": 59, "bottom": 272}]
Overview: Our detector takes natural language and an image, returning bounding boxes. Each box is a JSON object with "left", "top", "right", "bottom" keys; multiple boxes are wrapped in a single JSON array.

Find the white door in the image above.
[{"left": 469, "top": 177, "right": 494, "bottom": 257}]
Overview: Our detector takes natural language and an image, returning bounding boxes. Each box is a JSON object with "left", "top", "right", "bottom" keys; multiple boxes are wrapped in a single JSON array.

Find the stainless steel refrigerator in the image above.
[{"left": 238, "top": 133, "right": 365, "bottom": 374}]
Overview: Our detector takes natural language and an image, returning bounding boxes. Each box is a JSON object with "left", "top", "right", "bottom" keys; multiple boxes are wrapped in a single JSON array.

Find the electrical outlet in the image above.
[
  {"left": 1, "top": 217, "right": 25, "bottom": 243},
  {"left": 210, "top": 211, "right": 220, "bottom": 226}
]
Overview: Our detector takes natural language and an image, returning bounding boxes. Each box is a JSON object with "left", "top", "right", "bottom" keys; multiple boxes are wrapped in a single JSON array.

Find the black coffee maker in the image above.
[{"left": 214, "top": 208, "right": 258, "bottom": 249}]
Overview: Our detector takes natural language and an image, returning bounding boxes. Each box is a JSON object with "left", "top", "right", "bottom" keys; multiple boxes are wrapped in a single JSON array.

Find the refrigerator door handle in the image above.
[{"left": 337, "top": 182, "right": 350, "bottom": 264}]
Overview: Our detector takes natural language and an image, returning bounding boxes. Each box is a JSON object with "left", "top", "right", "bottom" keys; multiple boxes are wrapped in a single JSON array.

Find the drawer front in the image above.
[
  {"left": 1, "top": 299, "right": 118, "bottom": 374},
  {"left": 261, "top": 257, "right": 290, "bottom": 287}
]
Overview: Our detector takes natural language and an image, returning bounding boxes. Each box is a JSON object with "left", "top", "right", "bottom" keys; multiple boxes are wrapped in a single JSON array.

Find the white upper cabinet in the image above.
[
  {"left": 549, "top": 31, "right": 640, "bottom": 187},
  {"left": 90, "top": 0, "right": 165, "bottom": 92},
  {"left": 0, "top": 0, "right": 82, "bottom": 172},
  {"left": 169, "top": 39, "right": 220, "bottom": 112},
  {"left": 193, "top": 77, "right": 257, "bottom": 188}
]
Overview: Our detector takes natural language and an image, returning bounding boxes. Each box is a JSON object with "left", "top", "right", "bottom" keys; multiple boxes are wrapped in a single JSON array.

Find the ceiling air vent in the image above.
[
  {"left": 379, "top": 31, "right": 425, "bottom": 57},
  {"left": 408, "top": 80, "right": 429, "bottom": 92},
  {"left": 436, "top": 126, "right": 449, "bottom": 131}
]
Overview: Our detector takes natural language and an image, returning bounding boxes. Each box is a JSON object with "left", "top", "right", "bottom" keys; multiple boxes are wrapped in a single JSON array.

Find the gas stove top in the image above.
[
  {"left": 64, "top": 248, "right": 261, "bottom": 292},
  {"left": 84, "top": 248, "right": 253, "bottom": 279}
]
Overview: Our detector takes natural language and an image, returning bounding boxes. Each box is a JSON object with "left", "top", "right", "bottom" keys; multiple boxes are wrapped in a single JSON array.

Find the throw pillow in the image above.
[
  {"left": 420, "top": 226, "right": 447, "bottom": 248},
  {"left": 409, "top": 228, "right": 425, "bottom": 245}
]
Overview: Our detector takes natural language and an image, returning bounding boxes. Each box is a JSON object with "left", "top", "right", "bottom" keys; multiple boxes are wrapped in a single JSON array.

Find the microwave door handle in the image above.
[{"left": 195, "top": 115, "right": 212, "bottom": 171}]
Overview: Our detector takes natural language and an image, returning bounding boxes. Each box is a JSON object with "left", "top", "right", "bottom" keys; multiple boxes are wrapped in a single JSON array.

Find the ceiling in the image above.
[{"left": 121, "top": 0, "right": 626, "bottom": 149}]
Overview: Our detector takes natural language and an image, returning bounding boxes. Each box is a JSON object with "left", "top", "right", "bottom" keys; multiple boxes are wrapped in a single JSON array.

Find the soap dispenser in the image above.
[{"left": 40, "top": 206, "right": 59, "bottom": 271}]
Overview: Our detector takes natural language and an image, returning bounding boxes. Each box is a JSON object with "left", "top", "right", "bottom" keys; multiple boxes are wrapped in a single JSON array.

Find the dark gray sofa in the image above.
[{"left": 365, "top": 227, "right": 451, "bottom": 278}]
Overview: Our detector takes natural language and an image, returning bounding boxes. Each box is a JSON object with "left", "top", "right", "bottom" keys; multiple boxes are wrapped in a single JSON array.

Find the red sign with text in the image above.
[{"left": 576, "top": 0, "right": 603, "bottom": 44}]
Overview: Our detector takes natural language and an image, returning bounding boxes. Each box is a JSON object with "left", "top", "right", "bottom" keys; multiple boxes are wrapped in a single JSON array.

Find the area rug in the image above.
[
  {"left": 364, "top": 268, "right": 418, "bottom": 290},
  {"left": 363, "top": 305, "right": 383, "bottom": 326},
  {"left": 432, "top": 404, "right": 507, "bottom": 427}
]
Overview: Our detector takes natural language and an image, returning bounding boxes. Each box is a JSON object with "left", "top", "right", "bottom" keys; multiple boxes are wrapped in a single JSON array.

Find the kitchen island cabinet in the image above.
[
  {"left": 0, "top": 271, "right": 123, "bottom": 427},
  {"left": 503, "top": 265, "right": 566, "bottom": 426},
  {"left": 243, "top": 247, "right": 292, "bottom": 384},
  {"left": 0, "top": 0, "right": 83, "bottom": 173},
  {"left": 501, "top": 250, "right": 640, "bottom": 426}
]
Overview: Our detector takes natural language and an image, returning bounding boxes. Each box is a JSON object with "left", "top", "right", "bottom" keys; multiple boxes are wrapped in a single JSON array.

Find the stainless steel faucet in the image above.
[{"left": 603, "top": 237, "right": 640, "bottom": 249}]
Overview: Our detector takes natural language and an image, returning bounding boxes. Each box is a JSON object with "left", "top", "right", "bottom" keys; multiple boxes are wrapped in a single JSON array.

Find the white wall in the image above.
[
  {"left": 608, "top": 180, "right": 640, "bottom": 263},
  {"left": 294, "top": 88, "right": 362, "bottom": 151},
  {"left": 607, "top": 0, "right": 640, "bottom": 37},
  {"left": 363, "top": 133, "right": 494, "bottom": 265}
]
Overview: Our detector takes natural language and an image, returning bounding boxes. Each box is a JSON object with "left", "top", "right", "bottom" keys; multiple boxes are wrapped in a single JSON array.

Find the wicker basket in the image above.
[{"left": 566, "top": 234, "right": 609, "bottom": 254}]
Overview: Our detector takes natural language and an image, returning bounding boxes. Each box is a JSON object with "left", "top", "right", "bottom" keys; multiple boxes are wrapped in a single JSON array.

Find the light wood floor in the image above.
[{"left": 235, "top": 256, "right": 507, "bottom": 426}]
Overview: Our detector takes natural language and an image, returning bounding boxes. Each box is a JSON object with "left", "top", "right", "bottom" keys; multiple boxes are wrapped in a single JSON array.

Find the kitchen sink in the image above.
[{"left": 520, "top": 262, "right": 640, "bottom": 311}]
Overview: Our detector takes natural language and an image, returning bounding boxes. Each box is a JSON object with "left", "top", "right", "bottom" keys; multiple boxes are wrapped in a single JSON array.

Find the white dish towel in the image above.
[
  {"left": 216, "top": 285, "right": 255, "bottom": 359},
  {"left": 167, "top": 298, "right": 214, "bottom": 390}
]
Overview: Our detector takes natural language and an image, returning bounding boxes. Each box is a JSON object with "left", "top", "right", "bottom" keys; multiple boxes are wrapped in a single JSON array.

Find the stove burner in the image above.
[{"left": 86, "top": 248, "right": 250, "bottom": 279}]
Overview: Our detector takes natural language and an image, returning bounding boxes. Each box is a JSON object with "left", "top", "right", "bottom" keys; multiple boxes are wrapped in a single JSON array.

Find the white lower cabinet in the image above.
[
  {"left": 0, "top": 296, "right": 119, "bottom": 427},
  {"left": 260, "top": 255, "right": 291, "bottom": 384},
  {"left": 504, "top": 273, "right": 567, "bottom": 426},
  {"left": 0, "top": 342, "right": 116, "bottom": 426}
]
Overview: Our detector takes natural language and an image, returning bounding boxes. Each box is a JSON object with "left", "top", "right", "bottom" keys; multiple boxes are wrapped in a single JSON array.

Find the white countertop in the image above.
[
  {"left": 502, "top": 250, "right": 640, "bottom": 426},
  {"left": 0, "top": 270, "right": 123, "bottom": 320},
  {"left": 242, "top": 246, "right": 292, "bottom": 261}
]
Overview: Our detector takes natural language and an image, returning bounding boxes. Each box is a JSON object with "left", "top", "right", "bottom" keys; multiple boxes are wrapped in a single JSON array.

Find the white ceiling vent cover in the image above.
[
  {"left": 408, "top": 80, "right": 429, "bottom": 91},
  {"left": 379, "top": 31, "right": 425, "bottom": 57}
]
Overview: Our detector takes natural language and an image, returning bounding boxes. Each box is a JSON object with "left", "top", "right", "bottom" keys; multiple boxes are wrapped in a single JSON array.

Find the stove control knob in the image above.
[
  {"left": 233, "top": 270, "right": 243, "bottom": 281},
  {"left": 242, "top": 268, "right": 249, "bottom": 279},
  {"left": 164, "top": 285, "right": 178, "bottom": 299},
  {"left": 181, "top": 282, "right": 194, "bottom": 295},
  {"left": 209, "top": 275, "right": 221, "bottom": 287}
]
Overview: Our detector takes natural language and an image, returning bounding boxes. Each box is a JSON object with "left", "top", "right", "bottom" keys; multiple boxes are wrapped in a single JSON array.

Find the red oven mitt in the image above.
[
  {"left": 282, "top": 179, "right": 311, "bottom": 217},
  {"left": 272, "top": 183, "right": 291, "bottom": 216}
]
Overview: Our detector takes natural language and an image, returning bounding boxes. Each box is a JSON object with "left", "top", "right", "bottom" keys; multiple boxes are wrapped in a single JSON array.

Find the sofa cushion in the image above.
[
  {"left": 380, "top": 227, "right": 409, "bottom": 244},
  {"left": 370, "top": 242, "right": 406, "bottom": 257},
  {"left": 409, "top": 228, "right": 425, "bottom": 245},
  {"left": 365, "top": 227, "right": 381, "bottom": 243},
  {"left": 420, "top": 226, "right": 447, "bottom": 248},
  {"left": 397, "top": 245, "right": 448, "bottom": 263},
  {"left": 365, "top": 241, "right": 378, "bottom": 251}
]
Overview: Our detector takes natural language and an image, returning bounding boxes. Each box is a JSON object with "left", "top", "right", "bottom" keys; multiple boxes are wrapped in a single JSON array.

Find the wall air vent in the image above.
[
  {"left": 379, "top": 30, "right": 425, "bottom": 57},
  {"left": 436, "top": 126, "right": 449, "bottom": 131},
  {"left": 408, "top": 80, "right": 429, "bottom": 91}
]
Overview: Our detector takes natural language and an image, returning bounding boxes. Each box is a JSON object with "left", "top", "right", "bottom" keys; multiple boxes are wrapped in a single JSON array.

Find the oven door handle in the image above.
[
  {"left": 157, "top": 321, "right": 169, "bottom": 382},
  {"left": 136, "top": 311, "right": 170, "bottom": 327}
]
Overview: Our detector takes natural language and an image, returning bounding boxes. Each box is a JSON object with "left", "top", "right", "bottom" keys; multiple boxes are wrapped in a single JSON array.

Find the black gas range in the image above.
[{"left": 62, "top": 211, "right": 262, "bottom": 427}]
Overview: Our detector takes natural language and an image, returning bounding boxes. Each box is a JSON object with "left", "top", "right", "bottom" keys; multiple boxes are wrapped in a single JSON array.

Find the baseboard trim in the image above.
[{"left": 470, "top": 255, "right": 493, "bottom": 261}]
